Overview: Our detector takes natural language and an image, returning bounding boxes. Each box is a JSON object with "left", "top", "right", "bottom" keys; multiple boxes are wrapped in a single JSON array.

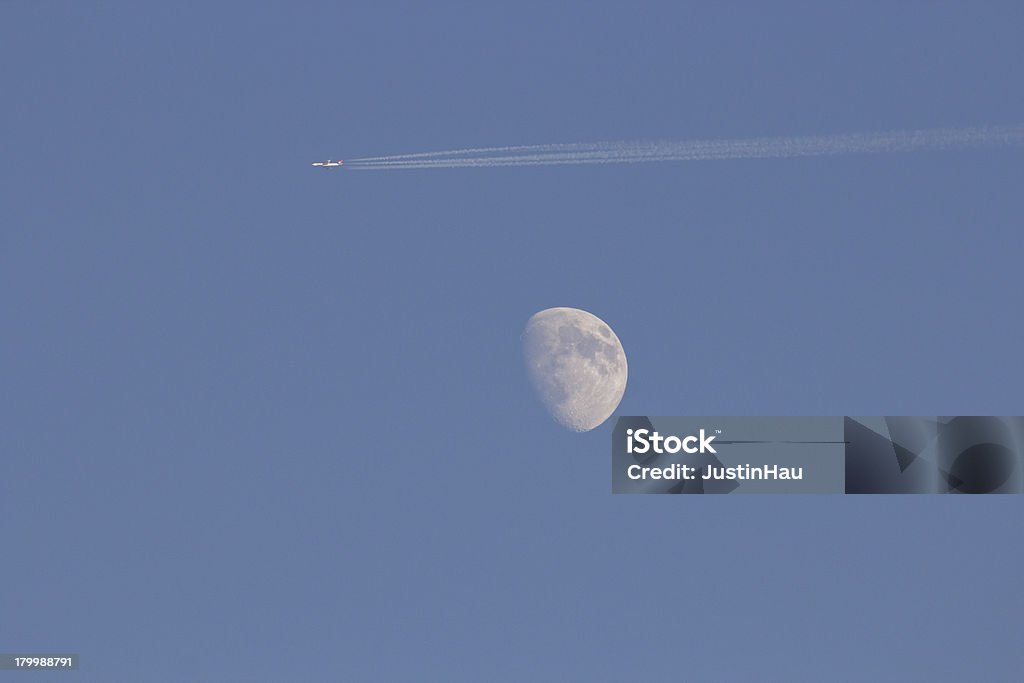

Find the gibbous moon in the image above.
[{"left": 522, "top": 307, "right": 628, "bottom": 432}]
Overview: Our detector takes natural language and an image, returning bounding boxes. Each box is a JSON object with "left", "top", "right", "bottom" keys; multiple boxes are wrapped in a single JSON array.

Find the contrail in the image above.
[
  {"left": 344, "top": 125, "right": 1024, "bottom": 171},
  {"left": 349, "top": 141, "right": 618, "bottom": 163}
]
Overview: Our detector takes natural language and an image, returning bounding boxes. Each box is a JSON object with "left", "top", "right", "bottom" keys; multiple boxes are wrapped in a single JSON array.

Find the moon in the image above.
[{"left": 522, "top": 307, "right": 628, "bottom": 432}]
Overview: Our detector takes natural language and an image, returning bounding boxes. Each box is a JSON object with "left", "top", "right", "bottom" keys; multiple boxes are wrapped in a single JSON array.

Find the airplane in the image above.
[{"left": 312, "top": 159, "right": 344, "bottom": 168}]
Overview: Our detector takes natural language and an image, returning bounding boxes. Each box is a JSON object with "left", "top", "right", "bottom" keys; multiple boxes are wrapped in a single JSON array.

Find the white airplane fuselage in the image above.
[{"left": 312, "top": 159, "right": 343, "bottom": 168}]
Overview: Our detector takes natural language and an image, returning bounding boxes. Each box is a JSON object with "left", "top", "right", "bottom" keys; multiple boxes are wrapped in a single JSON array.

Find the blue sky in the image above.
[{"left": 2, "top": 2, "right": 1023, "bottom": 680}]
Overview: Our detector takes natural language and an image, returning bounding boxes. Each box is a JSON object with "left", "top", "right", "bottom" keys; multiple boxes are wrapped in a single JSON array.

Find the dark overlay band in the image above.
[{"left": 612, "top": 416, "right": 1024, "bottom": 494}]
